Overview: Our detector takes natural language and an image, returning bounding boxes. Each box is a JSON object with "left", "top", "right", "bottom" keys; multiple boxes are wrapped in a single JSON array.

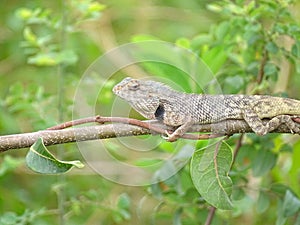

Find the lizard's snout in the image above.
[
  {"left": 113, "top": 77, "right": 133, "bottom": 93},
  {"left": 112, "top": 85, "right": 121, "bottom": 94}
]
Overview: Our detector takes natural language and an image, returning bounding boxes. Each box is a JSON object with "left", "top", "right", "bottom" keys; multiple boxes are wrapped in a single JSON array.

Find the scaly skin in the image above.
[{"left": 113, "top": 77, "right": 300, "bottom": 141}]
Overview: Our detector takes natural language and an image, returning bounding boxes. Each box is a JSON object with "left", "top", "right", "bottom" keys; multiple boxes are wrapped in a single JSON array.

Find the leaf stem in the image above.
[{"left": 204, "top": 207, "right": 216, "bottom": 225}]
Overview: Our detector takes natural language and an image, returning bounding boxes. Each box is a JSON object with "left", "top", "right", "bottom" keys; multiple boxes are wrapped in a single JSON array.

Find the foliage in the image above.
[
  {"left": 191, "top": 141, "right": 233, "bottom": 210},
  {"left": 15, "top": 1, "right": 105, "bottom": 66},
  {"left": 1, "top": 0, "right": 300, "bottom": 224},
  {"left": 26, "top": 138, "right": 84, "bottom": 174}
]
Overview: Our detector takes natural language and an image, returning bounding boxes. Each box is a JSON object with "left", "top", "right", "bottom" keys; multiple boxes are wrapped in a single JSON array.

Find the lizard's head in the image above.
[{"left": 113, "top": 77, "right": 169, "bottom": 119}]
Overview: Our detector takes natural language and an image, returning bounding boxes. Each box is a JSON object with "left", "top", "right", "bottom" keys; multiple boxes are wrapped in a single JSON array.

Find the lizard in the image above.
[{"left": 112, "top": 77, "right": 300, "bottom": 142}]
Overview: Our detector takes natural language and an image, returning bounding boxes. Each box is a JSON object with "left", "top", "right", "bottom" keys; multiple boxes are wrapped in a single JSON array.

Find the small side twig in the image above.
[
  {"left": 257, "top": 49, "right": 268, "bottom": 84},
  {"left": 96, "top": 117, "right": 224, "bottom": 141},
  {"left": 47, "top": 116, "right": 102, "bottom": 130},
  {"left": 48, "top": 115, "right": 224, "bottom": 141},
  {"left": 204, "top": 207, "right": 216, "bottom": 225},
  {"left": 232, "top": 134, "right": 244, "bottom": 165}
]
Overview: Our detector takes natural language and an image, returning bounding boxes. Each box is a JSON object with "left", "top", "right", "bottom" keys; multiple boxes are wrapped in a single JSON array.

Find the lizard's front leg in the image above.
[
  {"left": 243, "top": 108, "right": 300, "bottom": 135},
  {"left": 163, "top": 120, "right": 194, "bottom": 142}
]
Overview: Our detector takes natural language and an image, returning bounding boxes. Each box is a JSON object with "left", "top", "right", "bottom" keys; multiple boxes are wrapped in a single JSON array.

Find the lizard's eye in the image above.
[{"left": 129, "top": 83, "right": 140, "bottom": 91}]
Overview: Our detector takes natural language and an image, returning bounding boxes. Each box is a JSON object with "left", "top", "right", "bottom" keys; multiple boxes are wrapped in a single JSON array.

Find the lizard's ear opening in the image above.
[{"left": 155, "top": 104, "right": 165, "bottom": 121}]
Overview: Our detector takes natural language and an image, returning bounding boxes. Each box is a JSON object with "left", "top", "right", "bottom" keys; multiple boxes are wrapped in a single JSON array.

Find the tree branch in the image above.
[{"left": 0, "top": 117, "right": 299, "bottom": 153}]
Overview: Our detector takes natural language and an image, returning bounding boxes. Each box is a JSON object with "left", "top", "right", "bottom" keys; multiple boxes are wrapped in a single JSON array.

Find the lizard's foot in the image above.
[
  {"left": 277, "top": 115, "right": 300, "bottom": 134},
  {"left": 162, "top": 122, "right": 193, "bottom": 142},
  {"left": 292, "top": 116, "right": 300, "bottom": 127},
  {"left": 162, "top": 130, "right": 180, "bottom": 142},
  {"left": 253, "top": 115, "right": 300, "bottom": 135}
]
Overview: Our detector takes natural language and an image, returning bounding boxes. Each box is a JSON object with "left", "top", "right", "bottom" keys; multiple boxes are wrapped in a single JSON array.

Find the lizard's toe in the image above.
[
  {"left": 161, "top": 130, "right": 178, "bottom": 142},
  {"left": 161, "top": 131, "right": 169, "bottom": 140}
]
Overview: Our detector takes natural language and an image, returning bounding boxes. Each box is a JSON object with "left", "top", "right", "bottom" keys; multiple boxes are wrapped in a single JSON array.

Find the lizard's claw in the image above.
[{"left": 161, "top": 130, "right": 179, "bottom": 142}]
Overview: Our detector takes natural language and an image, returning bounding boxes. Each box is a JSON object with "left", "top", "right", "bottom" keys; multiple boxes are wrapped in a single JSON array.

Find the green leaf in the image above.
[
  {"left": 252, "top": 150, "right": 277, "bottom": 177},
  {"left": 27, "top": 50, "right": 78, "bottom": 66},
  {"left": 289, "top": 141, "right": 300, "bottom": 193},
  {"left": 256, "top": 191, "right": 270, "bottom": 214},
  {"left": 0, "top": 156, "right": 23, "bottom": 176},
  {"left": 190, "top": 141, "right": 233, "bottom": 209},
  {"left": 15, "top": 8, "right": 33, "bottom": 20},
  {"left": 226, "top": 3, "right": 245, "bottom": 15},
  {"left": 270, "top": 183, "right": 290, "bottom": 196},
  {"left": 276, "top": 201, "right": 287, "bottom": 225},
  {"left": 0, "top": 212, "right": 18, "bottom": 224},
  {"left": 173, "top": 207, "right": 183, "bottom": 225},
  {"left": 282, "top": 190, "right": 300, "bottom": 217},
  {"left": 231, "top": 187, "right": 245, "bottom": 201},
  {"left": 26, "top": 138, "right": 84, "bottom": 174},
  {"left": 28, "top": 53, "right": 58, "bottom": 66},
  {"left": 23, "top": 27, "right": 37, "bottom": 46},
  {"left": 88, "top": 2, "right": 106, "bottom": 13},
  {"left": 114, "top": 193, "right": 131, "bottom": 222},
  {"left": 223, "top": 75, "right": 245, "bottom": 93},
  {"left": 291, "top": 41, "right": 300, "bottom": 58},
  {"left": 206, "top": 4, "right": 223, "bottom": 13},
  {"left": 201, "top": 45, "right": 228, "bottom": 73},
  {"left": 176, "top": 38, "right": 191, "bottom": 49},
  {"left": 131, "top": 34, "right": 159, "bottom": 42},
  {"left": 264, "top": 62, "right": 278, "bottom": 77},
  {"left": 215, "top": 21, "right": 230, "bottom": 40},
  {"left": 117, "top": 193, "right": 131, "bottom": 209},
  {"left": 191, "top": 34, "right": 212, "bottom": 49},
  {"left": 0, "top": 209, "right": 46, "bottom": 224},
  {"left": 273, "top": 23, "right": 286, "bottom": 34},
  {"left": 266, "top": 41, "right": 278, "bottom": 54},
  {"left": 58, "top": 50, "right": 78, "bottom": 65}
]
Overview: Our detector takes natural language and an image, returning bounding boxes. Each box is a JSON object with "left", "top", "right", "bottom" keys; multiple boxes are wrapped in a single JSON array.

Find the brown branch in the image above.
[
  {"left": 47, "top": 116, "right": 101, "bottom": 130},
  {"left": 0, "top": 116, "right": 299, "bottom": 153},
  {"left": 232, "top": 134, "right": 244, "bottom": 165},
  {"left": 257, "top": 49, "right": 268, "bottom": 84},
  {"left": 47, "top": 115, "right": 222, "bottom": 141},
  {"left": 204, "top": 207, "right": 216, "bottom": 225}
]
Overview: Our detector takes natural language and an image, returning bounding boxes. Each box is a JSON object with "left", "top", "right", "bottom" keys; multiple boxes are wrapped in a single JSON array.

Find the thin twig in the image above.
[
  {"left": 96, "top": 116, "right": 224, "bottom": 141},
  {"left": 257, "top": 49, "right": 268, "bottom": 84},
  {"left": 47, "top": 115, "right": 224, "bottom": 141},
  {"left": 204, "top": 207, "right": 216, "bottom": 225},
  {"left": 47, "top": 116, "right": 102, "bottom": 130},
  {"left": 232, "top": 134, "right": 244, "bottom": 167}
]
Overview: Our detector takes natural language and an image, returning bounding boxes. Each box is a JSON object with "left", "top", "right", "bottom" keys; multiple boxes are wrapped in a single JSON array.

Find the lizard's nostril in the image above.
[{"left": 112, "top": 86, "right": 119, "bottom": 93}]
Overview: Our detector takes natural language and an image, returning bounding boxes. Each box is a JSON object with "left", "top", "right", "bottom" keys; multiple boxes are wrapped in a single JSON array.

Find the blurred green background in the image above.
[{"left": 1, "top": 0, "right": 300, "bottom": 224}]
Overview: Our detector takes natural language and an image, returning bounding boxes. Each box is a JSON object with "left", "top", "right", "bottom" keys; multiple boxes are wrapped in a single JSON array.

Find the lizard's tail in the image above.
[{"left": 256, "top": 97, "right": 300, "bottom": 118}]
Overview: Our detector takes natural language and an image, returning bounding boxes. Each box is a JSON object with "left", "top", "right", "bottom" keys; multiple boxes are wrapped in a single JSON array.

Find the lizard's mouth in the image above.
[{"left": 149, "top": 114, "right": 155, "bottom": 119}]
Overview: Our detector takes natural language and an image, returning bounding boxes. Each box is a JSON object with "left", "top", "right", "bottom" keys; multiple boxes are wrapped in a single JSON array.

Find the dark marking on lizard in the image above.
[{"left": 155, "top": 104, "right": 165, "bottom": 121}]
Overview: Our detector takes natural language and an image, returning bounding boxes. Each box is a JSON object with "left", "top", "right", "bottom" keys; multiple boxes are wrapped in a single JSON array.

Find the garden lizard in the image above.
[{"left": 113, "top": 77, "right": 300, "bottom": 141}]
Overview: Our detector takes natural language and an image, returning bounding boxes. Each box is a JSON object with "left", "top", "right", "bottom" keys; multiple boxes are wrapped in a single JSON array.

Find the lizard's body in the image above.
[{"left": 113, "top": 77, "right": 300, "bottom": 141}]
